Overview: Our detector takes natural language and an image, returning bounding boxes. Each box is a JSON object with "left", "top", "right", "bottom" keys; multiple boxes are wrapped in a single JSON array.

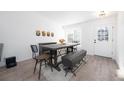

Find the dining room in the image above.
[{"left": 0, "top": 11, "right": 124, "bottom": 81}]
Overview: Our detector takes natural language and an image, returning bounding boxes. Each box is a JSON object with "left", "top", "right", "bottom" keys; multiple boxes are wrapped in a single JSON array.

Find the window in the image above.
[
  {"left": 73, "top": 30, "right": 80, "bottom": 43},
  {"left": 67, "top": 30, "right": 81, "bottom": 43},
  {"left": 67, "top": 33, "right": 73, "bottom": 43},
  {"left": 98, "top": 27, "right": 108, "bottom": 41}
]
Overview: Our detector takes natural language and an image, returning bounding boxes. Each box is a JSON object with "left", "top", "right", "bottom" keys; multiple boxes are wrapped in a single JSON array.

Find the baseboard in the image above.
[
  {"left": 0, "top": 57, "right": 33, "bottom": 68},
  {"left": 0, "top": 61, "right": 5, "bottom": 67}
]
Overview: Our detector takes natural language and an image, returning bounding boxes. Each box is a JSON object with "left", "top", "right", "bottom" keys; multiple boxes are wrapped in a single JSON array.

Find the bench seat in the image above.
[{"left": 62, "top": 50, "right": 87, "bottom": 76}]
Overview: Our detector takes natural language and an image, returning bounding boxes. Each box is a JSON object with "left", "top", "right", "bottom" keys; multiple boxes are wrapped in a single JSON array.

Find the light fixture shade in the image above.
[
  {"left": 98, "top": 11, "right": 106, "bottom": 16},
  {"left": 97, "top": 11, "right": 110, "bottom": 17}
]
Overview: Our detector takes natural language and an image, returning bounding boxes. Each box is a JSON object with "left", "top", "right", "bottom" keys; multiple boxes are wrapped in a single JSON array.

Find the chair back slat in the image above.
[
  {"left": 31, "top": 45, "right": 38, "bottom": 53},
  {"left": 30, "top": 45, "right": 38, "bottom": 59}
]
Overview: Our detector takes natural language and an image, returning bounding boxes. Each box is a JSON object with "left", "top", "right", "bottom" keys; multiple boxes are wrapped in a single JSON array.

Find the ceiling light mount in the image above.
[
  {"left": 97, "top": 11, "right": 110, "bottom": 17},
  {"left": 99, "top": 11, "right": 106, "bottom": 16}
]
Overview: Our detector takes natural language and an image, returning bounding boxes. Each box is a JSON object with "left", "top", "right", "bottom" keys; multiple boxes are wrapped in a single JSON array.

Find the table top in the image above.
[{"left": 41, "top": 43, "right": 80, "bottom": 50}]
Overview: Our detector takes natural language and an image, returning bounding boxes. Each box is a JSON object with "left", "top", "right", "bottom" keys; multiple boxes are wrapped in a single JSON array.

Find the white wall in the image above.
[
  {"left": 54, "top": 25, "right": 66, "bottom": 41},
  {"left": 64, "top": 15, "right": 117, "bottom": 59},
  {"left": 0, "top": 11, "right": 119, "bottom": 67},
  {"left": 117, "top": 12, "right": 124, "bottom": 71},
  {"left": 0, "top": 12, "right": 57, "bottom": 67}
]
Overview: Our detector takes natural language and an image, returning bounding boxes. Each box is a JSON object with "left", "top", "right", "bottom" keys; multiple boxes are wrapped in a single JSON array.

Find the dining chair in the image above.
[{"left": 30, "top": 45, "right": 53, "bottom": 80}]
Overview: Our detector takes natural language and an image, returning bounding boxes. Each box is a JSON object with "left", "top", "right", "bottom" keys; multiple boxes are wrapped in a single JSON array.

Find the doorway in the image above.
[{"left": 94, "top": 26, "right": 113, "bottom": 58}]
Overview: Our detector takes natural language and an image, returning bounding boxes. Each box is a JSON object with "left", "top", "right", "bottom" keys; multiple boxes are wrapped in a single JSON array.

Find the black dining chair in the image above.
[{"left": 30, "top": 45, "right": 53, "bottom": 80}]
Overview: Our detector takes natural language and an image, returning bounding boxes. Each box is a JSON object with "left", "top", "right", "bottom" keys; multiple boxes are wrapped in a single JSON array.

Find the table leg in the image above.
[
  {"left": 50, "top": 50, "right": 61, "bottom": 71},
  {"left": 50, "top": 50, "right": 53, "bottom": 65},
  {"left": 67, "top": 47, "right": 69, "bottom": 54},
  {"left": 71, "top": 46, "right": 74, "bottom": 52},
  {"left": 53, "top": 50, "right": 57, "bottom": 65}
]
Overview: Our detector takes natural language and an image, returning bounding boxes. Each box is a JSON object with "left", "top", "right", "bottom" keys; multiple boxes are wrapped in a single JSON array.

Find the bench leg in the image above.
[
  {"left": 71, "top": 70, "right": 76, "bottom": 76},
  {"left": 65, "top": 71, "right": 68, "bottom": 77},
  {"left": 64, "top": 68, "right": 76, "bottom": 77},
  {"left": 64, "top": 67, "right": 69, "bottom": 77},
  {"left": 82, "top": 56, "right": 87, "bottom": 64}
]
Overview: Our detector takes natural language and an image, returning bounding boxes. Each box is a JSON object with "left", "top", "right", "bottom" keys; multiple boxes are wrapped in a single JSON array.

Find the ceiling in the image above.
[{"left": 38, "top": 11, "right": 116, "bottom": 26}]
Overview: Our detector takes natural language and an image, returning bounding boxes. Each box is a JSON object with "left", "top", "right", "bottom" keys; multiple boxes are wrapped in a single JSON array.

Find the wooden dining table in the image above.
[{"left": 40, "top": 43, "right": 80, "bottom": 71}]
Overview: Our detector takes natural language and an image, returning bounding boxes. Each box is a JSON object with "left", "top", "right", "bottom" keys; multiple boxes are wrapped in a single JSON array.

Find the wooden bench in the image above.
[{"left": 62, "top": 50, "right": 87, "bottom": 76}]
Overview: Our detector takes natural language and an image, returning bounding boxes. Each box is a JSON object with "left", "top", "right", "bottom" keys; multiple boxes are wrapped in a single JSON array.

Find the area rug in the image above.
[
  {"left": 41, "top": 56, "right": 86, "bottom": 81},
  {"left": 41, "top": 64, "right": 73, "bottom": 81}
]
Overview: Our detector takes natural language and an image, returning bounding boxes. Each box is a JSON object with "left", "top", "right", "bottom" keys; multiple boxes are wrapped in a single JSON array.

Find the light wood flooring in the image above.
[
  {"left": 0, "top": 59, "right": 46, "bottom": 81},
  {"left": 0, "top": 55, "right": 122, "bottom": 81},
  {"left": 71, "top": 55, "right": 120, "bottom": 81}
]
